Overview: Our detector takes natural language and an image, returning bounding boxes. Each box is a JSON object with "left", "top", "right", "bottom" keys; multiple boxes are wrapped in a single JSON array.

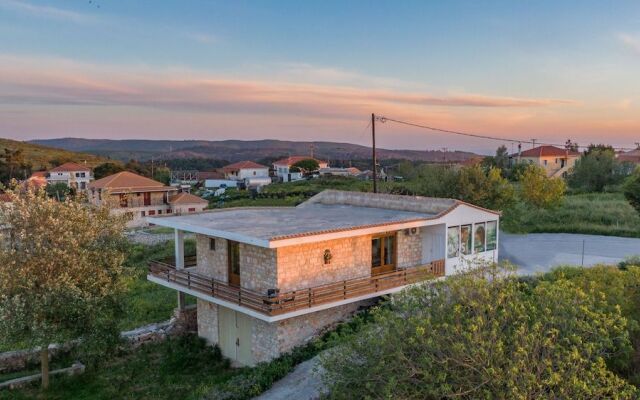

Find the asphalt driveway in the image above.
[{"left": 499, "top": 232, "right": 640, "bottom": 275}]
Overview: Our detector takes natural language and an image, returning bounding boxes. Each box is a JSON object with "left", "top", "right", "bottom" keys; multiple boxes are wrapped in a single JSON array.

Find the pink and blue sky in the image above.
[{"left": 1, "top": 0, "right": 639, "bottom": 153}]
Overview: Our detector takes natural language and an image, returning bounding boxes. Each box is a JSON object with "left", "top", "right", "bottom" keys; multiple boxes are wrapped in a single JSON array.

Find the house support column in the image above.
[{"left": 175, "top": 228, "right": 186, "bottom": 310}]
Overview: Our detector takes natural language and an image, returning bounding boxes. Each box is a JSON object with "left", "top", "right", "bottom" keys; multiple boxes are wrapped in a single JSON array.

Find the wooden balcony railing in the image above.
[{"left": 148, "top": 259, "right": 445, "bottom": 316}]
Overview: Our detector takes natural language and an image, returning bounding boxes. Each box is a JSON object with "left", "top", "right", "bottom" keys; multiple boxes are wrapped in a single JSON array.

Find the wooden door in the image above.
[
  {"left": 371, "top": 233, "right": 397, "bottom": 275},
  {"left": 228, "top": 241, "right": 240, "bottom": 286},
  {"left": 143, "top": 192, "right": 151, "bottom": 206}
]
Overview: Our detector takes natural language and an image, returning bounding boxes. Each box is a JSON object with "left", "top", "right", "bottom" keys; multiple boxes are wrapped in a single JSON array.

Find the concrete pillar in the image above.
[
  {"left": 175, "top": 228, "right": 185, "bottom": 310},
  {"left": 174, "top": 229, "right": 184, "bottom": 270}
]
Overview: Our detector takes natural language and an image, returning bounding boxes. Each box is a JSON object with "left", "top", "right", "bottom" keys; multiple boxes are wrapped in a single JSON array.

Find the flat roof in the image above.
[{"left": 149, "top": 204, "right": 437, "bottom": 247}]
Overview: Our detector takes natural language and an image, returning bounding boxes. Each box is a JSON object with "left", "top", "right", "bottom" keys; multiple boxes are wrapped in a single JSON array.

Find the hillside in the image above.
[
  {"left": 30, "top": 138, "right": 477, "bottom": 163},
  {"left": 0, "top": 138, "right": 109, "bottom": 171}
]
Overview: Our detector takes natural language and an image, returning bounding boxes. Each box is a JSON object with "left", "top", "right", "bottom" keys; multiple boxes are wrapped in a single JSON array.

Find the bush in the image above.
[{"left": 321, "top": 263, "right": 637, "bottom": 399}]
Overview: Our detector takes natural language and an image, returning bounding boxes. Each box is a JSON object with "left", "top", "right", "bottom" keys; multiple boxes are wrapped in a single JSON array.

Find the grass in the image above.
[
  {"left": 119, "top": 241, "right": 197, "bottom": 331},
  {"left": 501, "top": 192, "right": 640, "bottom": 238}
]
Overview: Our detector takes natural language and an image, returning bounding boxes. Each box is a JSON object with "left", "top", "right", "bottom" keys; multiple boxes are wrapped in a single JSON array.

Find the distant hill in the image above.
[
  {"left": 0, "top": 138, "right": 109, "bottom": 171},
  {"left": 29, "top": 138, "right": 477, "bottom": 163}
]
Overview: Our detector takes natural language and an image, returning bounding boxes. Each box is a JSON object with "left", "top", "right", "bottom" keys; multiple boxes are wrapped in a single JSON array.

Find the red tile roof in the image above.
[
  {"left": 49, "top": 162, "right": 91, "bottom": 172},
  {"left": 88, "top": 171, "right": 175, "bottom": 194},
  {"left": 222, "top": 161, "right": 268, "bottom": 171},
  {"left": 515, "top": 145, "right": 580, "bottom": 158},
  {"left": 618, "top": 149, "right": 640, "bottom": 164},
  {"left": 273, "top": 156, "right": 327, "bottom": 166},
  {"left": 198, "top": 170, "right": 225, "bottom": 180},
  {"left": 169, "top": 192, "right": 208, "bottom": 205}
]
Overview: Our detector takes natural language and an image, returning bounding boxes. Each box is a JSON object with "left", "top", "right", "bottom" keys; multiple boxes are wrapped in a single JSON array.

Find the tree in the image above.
[
  {"left": 519, "top": 164, "right": 566, "bottom": 208},
  {"left": 0, "top": 189, "right": 127, "bottom": 388},
  {"left": 565, "top": 139, "right": 579, "bottom": 152},
  {"left": 623, "top": 167, "right": 640, "bottom": 215},
  {"left": 45, "top": 181, "right": 74, "bottom": 201},
  {"left": 321, "top": 263, "right": 636, "bottom": 399},
  {"left": 0, "top": 148, "right": 31, "bottom": 184},
  {"left": 494, "top": 145, "right": 510, "bottom": 170},
  {"left": 291, "top": 158, "right": 320, "bottom": 173},
  {"left": 94, "top": 162, "right": 125, "bottom": 179},
  {"left": 568, "top": 149, "right": 629, "bottom": 192},
  {"left": 456, "top": 165, "right": 516, "bottom": 210},
  {"left": 154, "top": 166, "right": 171, "bottom": 185}
]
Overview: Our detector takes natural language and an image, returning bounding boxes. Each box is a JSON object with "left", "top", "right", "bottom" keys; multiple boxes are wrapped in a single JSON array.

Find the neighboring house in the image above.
[
  {"left": 318, "top": 167, "right": 361, "bottom": 177},
  {"left": 222, "top": 161, "right": 271, "bottom": 187},
  {"left": 273, "top": 156, "right": 329, "bottom": 182},
  {"left": 509, "top": 145, "right": 580, "bottom": 177},
  {"left": 146, "top": 190, "right": 499, "bottom": 366},
  {"left": 88, "top": 171, "right": 207, "bottom": 227},
  {"left": 617, "top": 148, "right": 640, "bottom": 165},
  {"left": 357, "top": 168, "right": 388, "bottom": 181},
  {"left": 46, "top": 162, "right": 93, "bottom": 190}
]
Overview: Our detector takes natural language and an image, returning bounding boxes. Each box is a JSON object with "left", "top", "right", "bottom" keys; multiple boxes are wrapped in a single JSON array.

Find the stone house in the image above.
[
  {"left": 146, "top": 190, "right": 500, "bottom": 366},
  {"left": 509, "top": 145, "right": 580, "bottom": 177},
  {"left": 88, "top": 171, "right": 207, "bottom": 227}
]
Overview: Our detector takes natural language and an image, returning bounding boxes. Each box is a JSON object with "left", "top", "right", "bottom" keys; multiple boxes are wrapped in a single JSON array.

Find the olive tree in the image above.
[
  {"left": 0, "top": 188, "right": 128, "bottom": 388},
  {"left": 322, "top": 263, "right": 636, "bottom": 399}
]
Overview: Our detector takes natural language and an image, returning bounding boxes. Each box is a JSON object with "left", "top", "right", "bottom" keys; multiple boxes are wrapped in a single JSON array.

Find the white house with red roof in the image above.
[
  {"left": 273, "top": 156, "right": 329, "bottom": 182},
  {"left": 46, "top": 162, "right": 93, "bottom": 190},
  {"left": 509, "top": 145, "right": 580, "bottom": 177},
  {"left": 222, "top": 161, "right": 271, "bottom": 187},
  {"left": 146, "top": 190, "right": 499, "bottom": 366}
]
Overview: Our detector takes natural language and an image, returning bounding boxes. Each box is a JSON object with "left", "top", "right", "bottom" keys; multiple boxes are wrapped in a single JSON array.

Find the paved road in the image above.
[
  {"left": 254, "top": 232, "right": 640, "bottom": 400},
  {"left": 499, "top": 232, "right": 640, "bottom": 275}
]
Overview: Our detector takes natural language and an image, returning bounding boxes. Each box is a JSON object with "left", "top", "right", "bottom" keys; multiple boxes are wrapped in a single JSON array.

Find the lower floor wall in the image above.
[{"left": 195, "top": 298, "right": 373, "bottom": 366}]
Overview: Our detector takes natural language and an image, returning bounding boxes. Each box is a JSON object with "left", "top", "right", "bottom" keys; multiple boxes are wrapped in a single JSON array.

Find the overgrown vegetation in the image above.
[
  {"left": 322, "top": 262, "right": 640, "bottom": 399},
  {"left": 2, "top": 309, "right": 374, "bottom": 400}
]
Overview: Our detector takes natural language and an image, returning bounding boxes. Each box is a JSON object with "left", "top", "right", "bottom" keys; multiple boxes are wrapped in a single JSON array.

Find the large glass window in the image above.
[
  {"left": 486, "top": 221, "right": 497, "bottom": 251},
  {"left": 447, "top": 226, "right": 460, "bottom": 258},
  {"left": 461, "top": 225, "right": 472, "bottom": 255},
  {"left": 371, "top": 237, "right": 382, "bottom": 267},
  {"left": 474, "top": 223, "right": 486, "bottom": 253}
]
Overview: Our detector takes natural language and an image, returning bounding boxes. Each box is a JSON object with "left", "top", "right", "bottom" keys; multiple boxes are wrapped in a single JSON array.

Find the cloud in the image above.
[
  {"left": 0, "top": 0, "right": 95, "bottom": 24},
  {"left": 618, "top": 33, "right": 640, "bottom": 55},
  {"left": 0, "top": 55, "right": 576, "bottom": 122}
]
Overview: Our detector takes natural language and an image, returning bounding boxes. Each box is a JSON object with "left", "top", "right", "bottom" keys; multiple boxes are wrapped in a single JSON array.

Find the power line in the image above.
[{"left": 376, "top": 116, "right": 636, "bottom": 151}]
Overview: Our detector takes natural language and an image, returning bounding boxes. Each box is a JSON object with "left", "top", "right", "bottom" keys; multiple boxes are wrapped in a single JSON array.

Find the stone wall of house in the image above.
[
  {"left": 197, "top": 300, "right": 219, "bottom": 345},
  {"left": 172, "top": 203, "right": 207, "bottom": 214},
  {"left": 195, "top": 234, "right": 276, "bottom": 294},
  {"left": 249, "top": 300, "right": 373, "bottom": 364},
  {"left": 196, "top": 234, "right": 228, "bottom": 280},
  {"left": 240, "top": 243, "right": 277, "bottom": 293},
  {"left": 397, "top": 230, "right": 423, "bottom": 268},
  {"left": 276, "top": 236, "right": 371, "bottom": 293}
]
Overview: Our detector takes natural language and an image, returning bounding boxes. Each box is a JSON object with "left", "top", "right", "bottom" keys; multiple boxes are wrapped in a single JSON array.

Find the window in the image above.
[
  {"left": 543, "top": 160, "right": 548, "bottom": 166},
  {"left": 167, "top": 209, "right": 172, "bottom": 213},
  {"left": 148, "top": 210, "right": 156, "bottom": 216},
  {"left": 555, "top": 158, "right": 559, "bottom": 164},
  {"left": 141, "top": 211, "right": 146, "bottom": 217},
  {"left": 253, "top": 171, "right": 256, "bottom": 175},
  {"left": 474, "top": 223, "right": 486, "bottom": 253},
  {"left": 486, "top": 221, "right": 497, "bottom": 251},
  {"left": 119, "top": 194, "right": 128, "bottom": 208},
  {"left": 371, "top": 233, "right": 396, "bottom": 274},
  {"left": 188, "top": 207, "right": 196, "bottom": 212},
  {"left": 158, "top": 210, "right": 162, "bottom": 215},
  {"left": 447, "top": 226, "right": 460, "bottom": 258},
  {"left": 460, "top": 225, "right": 472, "bottom": 255},
  {"left": 209, "top": 238, "right": 216, "bottom": 251}
]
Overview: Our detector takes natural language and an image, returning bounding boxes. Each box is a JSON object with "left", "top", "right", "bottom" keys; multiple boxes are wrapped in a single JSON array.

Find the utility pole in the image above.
[
  {"left": 531, "top": 139, "right": 537, "bottom": 149},
  {"left": 371, "top": 113, "right": 377, "bottom": 193}
]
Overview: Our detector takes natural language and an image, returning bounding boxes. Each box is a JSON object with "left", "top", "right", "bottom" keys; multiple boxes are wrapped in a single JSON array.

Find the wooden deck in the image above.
[{"left": 148, "top": 259, "right": 445, "bottom": 316}]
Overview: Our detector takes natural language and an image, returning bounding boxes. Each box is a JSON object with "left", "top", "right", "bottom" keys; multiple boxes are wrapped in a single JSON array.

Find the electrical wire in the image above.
[{"left": 376, "top": 115, "right": 636, "bottom": 151}]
